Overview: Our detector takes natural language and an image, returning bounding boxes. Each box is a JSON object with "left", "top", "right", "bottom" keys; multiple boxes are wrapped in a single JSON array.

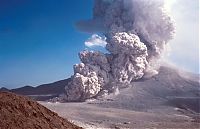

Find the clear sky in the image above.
[
  {"left": 0, "top": 0, "right": 93, "bottom": 88},
  {"left": 0, "top": 0, "right": 199, "bottom": 88}
]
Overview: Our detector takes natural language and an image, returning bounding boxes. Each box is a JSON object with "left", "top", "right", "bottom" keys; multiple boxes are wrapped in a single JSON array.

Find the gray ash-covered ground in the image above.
[{"left": 41, "top": 66, "right": 200, "bottom": 129}]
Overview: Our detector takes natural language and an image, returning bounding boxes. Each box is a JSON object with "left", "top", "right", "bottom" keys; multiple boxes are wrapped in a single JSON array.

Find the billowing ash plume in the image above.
[{"left": 63, "top": 0, "right": 175, "bottom": 101}]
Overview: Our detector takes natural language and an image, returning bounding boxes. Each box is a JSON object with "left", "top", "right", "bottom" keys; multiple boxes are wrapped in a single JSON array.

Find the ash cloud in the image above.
[{"left": 63, "top": 0, "right": 175, "bottom": 101}]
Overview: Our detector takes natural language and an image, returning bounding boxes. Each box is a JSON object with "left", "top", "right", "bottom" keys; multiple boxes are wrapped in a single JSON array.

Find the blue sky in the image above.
[
  {"left": 0, "top": 0, "right": 93, "bottom": 88},
  {"left": 0, "top": 0, "right": 199, "bottom": 88}
]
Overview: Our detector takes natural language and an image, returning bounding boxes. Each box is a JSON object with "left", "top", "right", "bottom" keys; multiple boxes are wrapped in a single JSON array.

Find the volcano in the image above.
[{"left": 41, "top": 66, "right": 200, "bottom": 128}]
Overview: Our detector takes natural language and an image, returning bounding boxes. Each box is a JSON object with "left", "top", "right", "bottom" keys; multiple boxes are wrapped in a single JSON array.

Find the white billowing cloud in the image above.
[{"left": 85, "top": 34, "right": 107, "bottom": 47}]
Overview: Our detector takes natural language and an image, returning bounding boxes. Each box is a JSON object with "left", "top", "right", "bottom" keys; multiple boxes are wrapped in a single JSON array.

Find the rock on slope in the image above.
[{"left": 0, "top": 92, "right": 82, "bottom": 129}]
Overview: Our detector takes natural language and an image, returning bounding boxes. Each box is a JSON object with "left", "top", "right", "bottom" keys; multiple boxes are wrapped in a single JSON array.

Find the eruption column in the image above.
[{"left": 63, "top": 0, "right": 175, "bottom": 101}]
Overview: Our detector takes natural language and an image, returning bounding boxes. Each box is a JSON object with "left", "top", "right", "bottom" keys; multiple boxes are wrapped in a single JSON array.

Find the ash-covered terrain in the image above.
[{"left": 41, "top": 65, "right": 200, "bottom": 128}]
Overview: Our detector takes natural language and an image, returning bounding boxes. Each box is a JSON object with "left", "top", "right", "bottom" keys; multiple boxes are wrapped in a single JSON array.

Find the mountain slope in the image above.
[
  {"left": 11, "top": 78, "right": 70, "bottom": 95},
  {"left": 96, "top": 66, "right": 200, "bottom": 112},
  {"left": 41, "top": 66, "right": 200, "bottom": 129},
  {"left": 0, "top": 79, "right": 71, "bottom": 101}
]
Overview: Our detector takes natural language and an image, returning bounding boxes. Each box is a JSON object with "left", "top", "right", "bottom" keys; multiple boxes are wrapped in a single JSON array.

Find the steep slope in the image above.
[{"left": 0, "top": 91, "right": 82, "bottom": 129}]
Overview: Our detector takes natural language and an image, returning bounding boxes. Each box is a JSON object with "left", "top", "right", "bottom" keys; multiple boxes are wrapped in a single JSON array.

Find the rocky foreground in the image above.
[{"left": 0, "top": 92, "right": 82, "bottom": 129}]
